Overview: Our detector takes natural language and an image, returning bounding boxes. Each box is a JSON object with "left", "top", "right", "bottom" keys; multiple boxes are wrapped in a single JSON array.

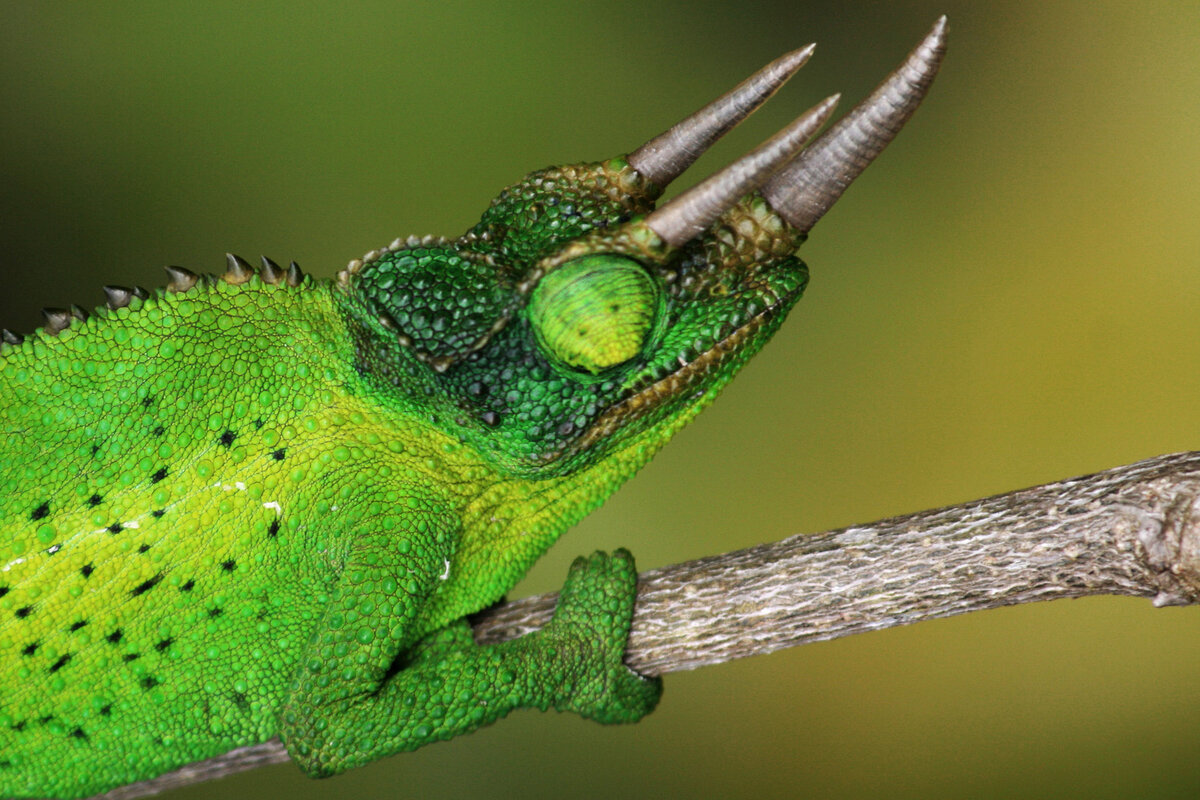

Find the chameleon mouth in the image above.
[{"left": 564, "top": 290, "right": 789, "bottom": 460}]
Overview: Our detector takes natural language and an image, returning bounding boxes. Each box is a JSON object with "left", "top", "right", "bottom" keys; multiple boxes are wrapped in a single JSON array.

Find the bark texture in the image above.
[{"left": 98, "top": 451, "right": 1200, "bottom": 800}]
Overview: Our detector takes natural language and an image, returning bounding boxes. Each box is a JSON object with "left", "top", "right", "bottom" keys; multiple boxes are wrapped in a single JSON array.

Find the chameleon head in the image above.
[{"left": 340, "top": 18, "right": 946, "bottom": 476}]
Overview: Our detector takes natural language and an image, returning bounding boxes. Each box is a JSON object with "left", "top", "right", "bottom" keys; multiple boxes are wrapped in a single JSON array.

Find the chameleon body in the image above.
[
  {"left": 0, "top": 162, "right": 803, "bottom": 800},
  {"left": 0, "top": 21, "right": 944, "bottom": 799}
]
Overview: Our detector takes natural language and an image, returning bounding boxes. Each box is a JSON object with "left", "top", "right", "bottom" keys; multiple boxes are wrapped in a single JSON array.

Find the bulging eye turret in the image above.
[{"left": 528, "top": 255, "right": 661, "bottom": 375}]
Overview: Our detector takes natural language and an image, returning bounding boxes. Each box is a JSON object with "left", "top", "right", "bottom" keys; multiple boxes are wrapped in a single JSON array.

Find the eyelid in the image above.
[{"left": 528, "top": 255, "right": 662, "bottom": 376}]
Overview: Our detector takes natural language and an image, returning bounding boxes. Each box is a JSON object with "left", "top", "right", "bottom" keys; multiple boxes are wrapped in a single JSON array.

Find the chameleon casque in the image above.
[{"left": 0, "top": 20, "right": 944, "bottom": 799}]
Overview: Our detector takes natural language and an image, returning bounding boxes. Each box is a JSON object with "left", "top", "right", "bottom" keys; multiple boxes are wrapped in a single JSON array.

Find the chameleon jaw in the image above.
[{"left": 558, "top": 289, "right": 788, "bottom": 464}]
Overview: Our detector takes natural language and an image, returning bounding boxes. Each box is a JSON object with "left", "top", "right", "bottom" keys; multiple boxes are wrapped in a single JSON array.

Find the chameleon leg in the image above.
[{"left": 281, "top": 549, "right": 660, "bottom": 777}]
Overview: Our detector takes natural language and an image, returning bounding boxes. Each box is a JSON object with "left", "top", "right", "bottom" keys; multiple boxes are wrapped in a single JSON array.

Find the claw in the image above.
[
  {"left": 644, "top": 95, "right": 839, "bottom": 247},
  {"left": 762, "top": 16, "right": 948, "bottom": 233},
  {"left": 627, "top": 44, "right": 815, "bottom": 188}
]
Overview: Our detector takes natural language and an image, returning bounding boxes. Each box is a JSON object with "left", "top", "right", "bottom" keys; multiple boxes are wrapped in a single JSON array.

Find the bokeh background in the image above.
[{"left": 3, "top": 1, "right": 1200, "bottom": 798}]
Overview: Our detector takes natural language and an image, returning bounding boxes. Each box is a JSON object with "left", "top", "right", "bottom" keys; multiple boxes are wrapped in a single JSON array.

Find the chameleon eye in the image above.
[{"left": 528, "top": 254, "right": 661, "bottom": 375}]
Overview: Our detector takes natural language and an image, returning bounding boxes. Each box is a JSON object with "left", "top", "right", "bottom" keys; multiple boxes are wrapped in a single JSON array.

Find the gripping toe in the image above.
[{"left": 545, "top": 549, "right": 660, "bottom": 723}]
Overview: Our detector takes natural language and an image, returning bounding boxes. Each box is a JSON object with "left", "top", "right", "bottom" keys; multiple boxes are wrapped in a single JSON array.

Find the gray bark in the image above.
[{"left": 97, "top": 450, "right": 1200, "bottom": 800}]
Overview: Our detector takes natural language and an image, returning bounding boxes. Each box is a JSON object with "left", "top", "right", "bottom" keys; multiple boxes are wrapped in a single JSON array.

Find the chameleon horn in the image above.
[
  {"left": 644, "top": 94, "right": 840, "bottom": 247},
  {"left": 762, "top": 16, "right": 948, "bottom": 234},
  {"left": 627, "top": 44, "right": 816, "bottom": 188}
]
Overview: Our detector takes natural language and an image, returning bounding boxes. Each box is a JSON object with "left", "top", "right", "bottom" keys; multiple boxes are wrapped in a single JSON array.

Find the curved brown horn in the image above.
[
  {"left": 644, "top": 94, "right": 840, "bottom": 247},
  {"left": 627, "top": 44, "right": 816, "bottom": 188},
  {"left": 762, "top": 16, "right": 948, "bottom": 234}
]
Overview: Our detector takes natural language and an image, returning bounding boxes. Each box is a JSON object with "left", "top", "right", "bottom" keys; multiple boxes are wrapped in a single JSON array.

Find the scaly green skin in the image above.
[{"left": 0, "top": 153, "right": 807, "bottom": 796}]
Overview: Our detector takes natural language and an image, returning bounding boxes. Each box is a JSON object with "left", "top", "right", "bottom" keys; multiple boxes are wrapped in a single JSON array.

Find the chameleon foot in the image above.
[{"left": 542, "top": 549, "right": 662, "bottom": 724}]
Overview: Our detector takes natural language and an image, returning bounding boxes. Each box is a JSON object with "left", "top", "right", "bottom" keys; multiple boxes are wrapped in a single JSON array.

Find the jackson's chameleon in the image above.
[{"left": 0, "top": 20, "right": 944, "bottom": 799}]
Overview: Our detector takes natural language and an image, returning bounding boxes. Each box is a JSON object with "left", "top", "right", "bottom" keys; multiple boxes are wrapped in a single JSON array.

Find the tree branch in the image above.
[{"left": 97, "top": 450, "right": 1200, "bottom": 799}]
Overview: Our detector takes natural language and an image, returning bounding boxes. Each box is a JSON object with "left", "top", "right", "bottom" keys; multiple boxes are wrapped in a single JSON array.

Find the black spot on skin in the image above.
[
  {"left": 122, "top": 653, "right": 140, "bottom": 663},
  {"left": 231, "top": 691, "right": 250, "bottom": 712},
  {"left": 253, "top": 418, "right": 264, "bottom": 429},
  {"left": 30, "top": 502, "right": 49, "bottom": 521},
  {"left": 108, "top": 522, "right": 123, "bottom": 534},
  {"left": 180, "top": 579, "right": 195, "bottom": 592},
  {"left": 152, "top": 425, "right": 165, "bottom": 437},
  {"left": 152, "top": 509, "right": 165, "bottom": 518},
  {"left": 130, "top": 573, "right": 163, "bottom": 597},
  {"left": 0, "top": 586, "right": 8, "bottom": 599},
  {"left": 141, "top": 396, "right": 154, "bottom": 408},
  {"left": 208, "top": 607, "right": 223, "bottom": 618},
  {"left": 90, "top": 445, "right": 100, "bottom": 457},
  {"left": 218, "top": 430, "right": 237, "bottom": 447},
  {"left": 21, "top": 642, "right": 38, "bottom": 656},
  {"left": 221, "top": 559, "right": 236, "bottom": 572},
  {"left": 155, "top": 638, "right": 174, "bottom": 652},
  {"left": 0, "top": 759, "right": 10, "bottom": 768},
  {"left": 141, "top": 676, "right": 160, "bottom": 690},
  {"left": 15, "top": 606, "right": 32, "bottom": 619},
  {"left": 106, "top": 629, "right": 123, "bottom": 644},
  {"left": 48, "top": 654, "right": 71, "bottom": 673},
  {"left": 267, "top": 519, "right": 280, "bottom": 538},
  {"left": 68, "top": 620, "right": 87, "bottom": 632},
  {"left": 151, "top": 467, "right": 168, "bottom": 484},
  {"left": 80, "top": 563, "right": 95, "bottom": 579},
  {"left": 271, "top": 448, "right": 286, "bottom": 461},
  {"left": 11, "top": 721, "right": 26, "bottom": 732},
  {"left": 138, "top": 544, "right": 150, "bottom": 554},
  {"left": 37, "top": 716, "right": 53, "bottom": 726},
  {"left": 88, "top": 493, "right": 103, "bottom": 507},
  {"left": 99, "top": 704, "right": 112, "bottom": 717},
  {"left": 71, "top": 727, "right": 88, "bottom": 741}
]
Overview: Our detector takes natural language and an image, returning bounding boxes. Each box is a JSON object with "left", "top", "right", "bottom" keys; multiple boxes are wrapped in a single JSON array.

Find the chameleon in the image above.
[{"left": 0, "top": 19, "right": 944, "bottom": 799}]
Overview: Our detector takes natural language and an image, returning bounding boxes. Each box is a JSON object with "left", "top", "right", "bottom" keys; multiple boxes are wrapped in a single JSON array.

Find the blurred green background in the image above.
[{"left": 3, "top": 1, "right": 1200, "bottom": 798}]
